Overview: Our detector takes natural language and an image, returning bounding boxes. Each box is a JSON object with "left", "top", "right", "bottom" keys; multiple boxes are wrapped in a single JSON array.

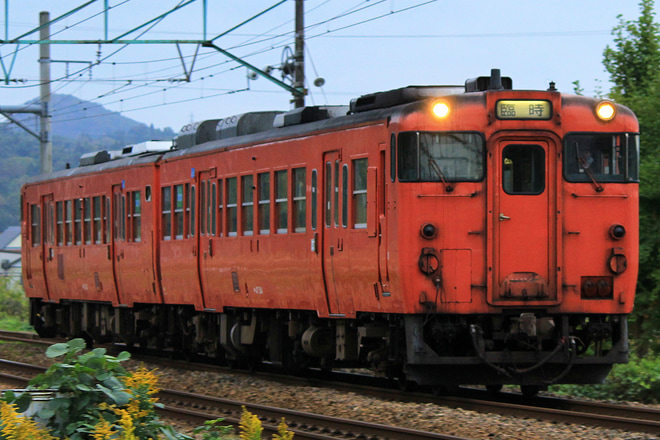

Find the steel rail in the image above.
[{"left": 1, "top": 334, "right": 659, "bottom": 435}]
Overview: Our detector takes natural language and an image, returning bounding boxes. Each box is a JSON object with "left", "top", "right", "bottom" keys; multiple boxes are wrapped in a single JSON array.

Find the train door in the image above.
[
  {"left": 26, "top": 194, "right": 53, "bottom": 300},
  {"left": 198, "top": 169, "right": 223, "bottom": 310},
  {"left": 322, "top": 151, "right": 342, "bottom": 314},
  {"left": 489, "top": 137, "right": 558, "bottom": 304},
  {"left": 112, "top": 185, "right": 128, "bottom": 305},
  {"left": 158, "top": 181, "right": 206, "bottom": 310},
  {"left": 112, "top": 183, "right": 159, "bottom": 306},
  {"left": 41, "top": 194, "right": 55, "bottom": 300}
]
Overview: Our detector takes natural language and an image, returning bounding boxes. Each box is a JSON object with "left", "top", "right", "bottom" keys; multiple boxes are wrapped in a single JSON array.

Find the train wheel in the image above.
[
  {"left": 520, "top": 385, "right": 540, "bottom": 397},
  {"left": 486, "top": 384, "right": 503, "bottom": 395}
]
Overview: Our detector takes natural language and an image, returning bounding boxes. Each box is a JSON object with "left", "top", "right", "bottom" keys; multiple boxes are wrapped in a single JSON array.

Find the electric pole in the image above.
[
  {"left": 39, "top": 11, "right": 52, "bottom": 174},
  {"left": 293, "top": 0, "right": 305, "bottom": 108}
]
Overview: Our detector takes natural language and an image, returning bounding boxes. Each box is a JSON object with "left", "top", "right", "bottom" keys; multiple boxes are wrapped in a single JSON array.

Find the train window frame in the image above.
[
  {"left": 242, "top": 174, "right": 254, "bottom": 236},
  {"left": 227, "top": 177, "right": 238, "bottom": 237},
  {"left": 311, "top": 169, "right": 318, "bottom": 231},
  {"left": 502, "top": 145, "right": 546, "bottom": 195},
  {"left": 30, "top": 204, "right": 40, "bottom": 247},
  {"left": 93, "top": 196, "right": 102, "bottom": 244},
  {"left": 325, "top": 161, "right": 332, "bottom": 228},
  {"left": 211, "top": 182, "right": 217, "bottom": 236},
  {"left": 342, "top": 164, "right": 348, "bottom": 228},
  {"left": 334, "top": 161, "right": 339, "bottom": 227},
  {"left": 162, "top": 186, "right": 172, "bottom": 241},
  {"left": 132, "top": 190, "right": 142, "bottom": 242},
  {"left": 190, "top": 184, "right": 196, "bottom": 238},
  {"left": 56, "top": 201, "right": 64, "bottom": 246},
  {"left": 397, "top": 131, "right": 485, "bottom": 182},
  {"left": 353, "top": 158, "right": 368, "bottom": 229},
  {"left": 74, "top": 199, "right": 82, "bottom": 245},
  {"left": 83, "top": 198, "right": 92, "bottom": 245},
  {"left": 275, "top": 169, "right": 288, "bottom": 234},
  {"left": 46, "top": 201, "right": 54, "bottom": 246},
  {"left": 200, "top": 180, "right": 207, "bottom": 236},
  {"left": 104, "top": 197, "right": 110, "bottom": 244},
  {"left": 390, "top": 133, "right": 396, "bottom": 182},
  {"left": 563, "top": 132, "right": 640, "bottom": 183},
  {"left": 258, "top": 172, "right": 271, "bottom": 235},
  {"left": 174, "top": 185, "right": 184, "bottom": 240},
  {"left": 293, "top": 167, "right": 306, "bottom": 233},
  {"left": 215, "top": 180, "right": 221, "bottom": 237},
  {"left": 65, "top": 200, "right": 73, "bottom": 245}
]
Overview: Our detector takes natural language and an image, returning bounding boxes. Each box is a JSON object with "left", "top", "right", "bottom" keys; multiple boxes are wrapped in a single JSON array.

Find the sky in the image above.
[{"left": 0, "top": 0, "right": 649, "bottom": 132}]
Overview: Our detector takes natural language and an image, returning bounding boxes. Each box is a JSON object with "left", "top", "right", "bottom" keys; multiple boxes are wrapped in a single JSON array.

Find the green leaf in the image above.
[
  {"left": 13, "top": 392, "right": 32, "bottom": 413},
  {"left": 48, "top": 397, "right": 71, "bottom": 411},
  {"left": 2, "top": 389, "right": 15, "bottom": 403},
  {"left": 116, "top": 351, "right": 131, "bottom": 361},
  {"left": 76, "top": 383, "right": 92, "bottom": 392},
  {"left": 38, "top": 407, "right": 56, "bottom": 419},
  {"left": 67, "top": 338, "right": 87, "bottom": 353},
  {"left": 46, "top": 342, "right": 71, "bottom": 358}
]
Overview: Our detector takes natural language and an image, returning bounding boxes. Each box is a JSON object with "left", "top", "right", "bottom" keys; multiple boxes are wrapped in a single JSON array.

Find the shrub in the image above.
[
  {"left": 0, "top": 278, "right": 27, "bottom": 320},
  {"left": 551, "top": 353, "right": 660, "bottom": 403},
  {"left": 1, "top": 338, "right": 190, "bottom": 440},
  {"left": 0, "top": 339, "right": 295, "bottom": 440}
]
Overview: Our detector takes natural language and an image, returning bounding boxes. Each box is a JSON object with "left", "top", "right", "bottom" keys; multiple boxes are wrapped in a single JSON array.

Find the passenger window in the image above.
[
  {"left": 174, "top": 185, "right": 183, "bottom": 239},
  {"left": 502, "top": 145, "right": 545, "bottom": 195},
  {"left": 83, "top": 198, "right": 91, "bottom": 244},
  {"left": 242, "top": 175, "right": 254, "bottom": 236},
  {"left": 56, "top": 201, "right": 63, "bottom": 246},
  {"left": 311, "top": 170, "right": 317, "bottom": 231},
  {"left": 74, "top": 199, "right": 82, "bottom": 245},
  {"left": 200, "top": 181, "right": 206, "bottom": 236},
  {"left": 93, "top": 196, "right": 102, "bottom": 244},
  {"left": 211, "top": 182, "right": 217, "bottom": 236},
  {"left": 132, "top": 191, "right": 142, "bottom": 242},
  {"left": 353, "top": 158, "right": 368, "bottom": 228},
  {"left": 65, "top": 200, "right": 73, "bottom": 245},
  {"left": 275, "top": 170, "right": 288, "bottom": 234},
  {"left": 216, "top": 180, "right": 222, "bottom": 237},
  {"left": 31, "top": 204, "right": 40, "bottom": 247},
  {"left": 342, "top": 165, "right": 348, "bottom": 228},
  {"left": 162, "top": 187, "right": 172, "bottom": 240},
  {"left": 334, "top": 161, "right": 339, "bottom": 227},
  {"left": 227, "top": 177, "right": 237, "bottom": 236},
  {"left": 190, "top": 185, "right": 196, "bottom": 237},
  {"left": 293, "top": 167, "right": 306, "bottom": 233},
  {"left": 258, "top": 172, "right": 270, "bottom": 235}
]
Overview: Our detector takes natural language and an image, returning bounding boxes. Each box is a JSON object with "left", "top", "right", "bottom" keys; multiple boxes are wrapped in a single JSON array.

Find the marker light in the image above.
[
  {"left": 432, "top": 101, "right": 450, "bottom": 118},
  {"left": 596, "top": 101, "right": 616, "bottom": 121}
]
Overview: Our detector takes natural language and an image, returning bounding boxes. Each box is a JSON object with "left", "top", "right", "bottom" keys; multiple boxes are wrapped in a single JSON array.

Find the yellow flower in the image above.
[
  {"left": 239, "top": 406, "right": 262, "bottom": 440},
  {"left": 91, "top": 416, "right": 114, "bottom": 440},
  {"left": 0, "top": 401, "right": 56, "bottom": 440},
  {"left": 273, "top": 418, "right": 294, "bottom": 440},
  {"left": 122, "top": 366, "right": 161, "bottom": 396}
]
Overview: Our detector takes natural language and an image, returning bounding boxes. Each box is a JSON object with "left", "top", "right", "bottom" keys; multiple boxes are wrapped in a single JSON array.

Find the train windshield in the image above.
[
  {"left": 398, "top": 132, "right": 484, "bottom": 182},
  {"left": 564, "top": 133, "right": 639, "bottom": 183}
]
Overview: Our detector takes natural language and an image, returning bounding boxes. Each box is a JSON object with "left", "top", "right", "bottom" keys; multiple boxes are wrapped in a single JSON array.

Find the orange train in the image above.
[{"left": 22, "top": 70, "right": 639, "bottom": 393}]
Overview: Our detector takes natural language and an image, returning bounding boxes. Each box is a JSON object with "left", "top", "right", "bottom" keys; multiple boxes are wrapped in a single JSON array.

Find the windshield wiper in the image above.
[
  {"left": 576, "top": 144, "right": 603, "bottom": 192},
  {"left": 428, "top": 158, "right": 454, "bottom": 192}
]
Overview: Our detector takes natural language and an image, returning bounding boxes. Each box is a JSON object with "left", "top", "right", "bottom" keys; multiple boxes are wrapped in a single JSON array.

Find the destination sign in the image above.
[{"left": 496, "top": 100, "right": 552, "bottom": 120}]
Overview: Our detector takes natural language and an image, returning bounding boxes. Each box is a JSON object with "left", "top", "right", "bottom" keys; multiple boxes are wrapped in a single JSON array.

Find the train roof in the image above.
[{"left": 24, "top": 69, "right": 521, "bottom": 185}]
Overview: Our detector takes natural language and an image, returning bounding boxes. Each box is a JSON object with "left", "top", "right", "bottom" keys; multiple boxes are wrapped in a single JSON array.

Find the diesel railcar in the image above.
[{"left": 22, "top": 70, "right": 639, "bottom": 393}]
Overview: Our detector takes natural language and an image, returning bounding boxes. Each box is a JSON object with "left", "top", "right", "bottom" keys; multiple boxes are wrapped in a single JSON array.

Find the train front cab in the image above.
[{"left": 393, "top": 85, "right": 639, "bottom": 389}]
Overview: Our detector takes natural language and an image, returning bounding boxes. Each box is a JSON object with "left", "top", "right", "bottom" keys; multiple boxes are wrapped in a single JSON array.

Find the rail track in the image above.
[
  {"left": 1, "top": 331, "right": 659, "bottom": 436},
  {"left": 0, "top": 358, "right": 468, "bottom": 440}
]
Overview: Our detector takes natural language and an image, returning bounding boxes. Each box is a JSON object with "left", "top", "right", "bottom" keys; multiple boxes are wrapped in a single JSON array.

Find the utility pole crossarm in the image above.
[{"left": 202, "top": 42, "right": 305, "bottom": 99}]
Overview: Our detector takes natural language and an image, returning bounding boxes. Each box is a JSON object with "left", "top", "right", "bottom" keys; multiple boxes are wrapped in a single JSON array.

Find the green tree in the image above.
[{"left": 604, "top": 0, "right": 660, "bottom": 354}]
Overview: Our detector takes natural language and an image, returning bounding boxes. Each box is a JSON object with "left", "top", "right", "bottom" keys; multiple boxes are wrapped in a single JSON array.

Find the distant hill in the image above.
[{"left": 0, "top": 94, "right": 177, "bottom": 231}]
